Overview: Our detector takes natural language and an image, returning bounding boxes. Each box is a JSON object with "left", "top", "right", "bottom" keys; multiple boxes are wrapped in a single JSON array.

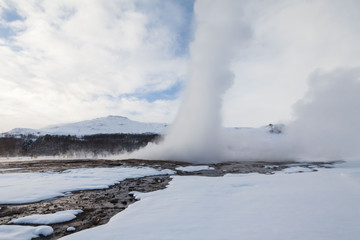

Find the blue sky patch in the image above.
[
  {"left": 139, "top": 81, "right": 183, "bottom": 102},
  {"left": 0, "top": 7, "right": 23, "bottom": 39},
  {"left": 137, "top": 0, "right": 194, "bottom": 57},
  {"left": 0, "top": 25, "right": 13, "bottom": 39},
  {"left": 2, "top": 7, "right": 23, "bottom": 22},
  {"left": 105, "top": 81, "right": 183, "bottom": 103}
]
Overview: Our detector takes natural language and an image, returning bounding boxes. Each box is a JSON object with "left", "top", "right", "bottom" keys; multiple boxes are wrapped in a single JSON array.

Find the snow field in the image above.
[
  {"left": 0, "top": 167, "right": 175, "bottom": 204},
  {"left": 0, "top": 225, "right": 53, "bottom": 240},
  {"left": 60, "top": 164, "right": 360, "bottom": 240},
  {"left": 0, "top": 166, "right": 175, "bottom": 239}
]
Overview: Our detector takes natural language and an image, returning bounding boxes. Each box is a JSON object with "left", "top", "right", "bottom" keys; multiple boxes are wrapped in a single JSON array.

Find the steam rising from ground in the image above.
[
  {"left": 125, "top": 0, "right": 252, "bottom": 163},
  {"left": 287, "top": 68, "right": 360, "bottom": 161},
  {"left": 121, "top": 1, "right": 360, "bottom": 163},
  {"left": 222, "top": 68, "right": 360, "bottom": 162},
  {"left": 125, "top": 66, "right": 360, "bottom": 163}
]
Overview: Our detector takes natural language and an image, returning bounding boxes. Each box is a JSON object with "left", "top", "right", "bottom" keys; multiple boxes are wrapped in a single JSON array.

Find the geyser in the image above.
[
  {"left": 126, "top": 0, "right": 252, "bottom": 163},
  {"left": 122, "top": 1, "right": 360, "bottom": 164},
  {"left": 161, "top": 0, "right": 252, "bottom": 162}
]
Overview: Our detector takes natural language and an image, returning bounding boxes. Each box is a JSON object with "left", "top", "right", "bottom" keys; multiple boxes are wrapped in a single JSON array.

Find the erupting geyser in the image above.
[
  {"left": 126, "top": 0, "right": 252, "bottom": 163},
  {"left": 123, "top": 0, "right": 360, "bottom": 163},
  {"left": 160, "top": 0, "right": 252, "bottom": 162}
]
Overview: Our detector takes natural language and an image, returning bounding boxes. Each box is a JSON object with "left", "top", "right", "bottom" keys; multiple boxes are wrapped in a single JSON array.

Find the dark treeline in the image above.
[{"left": 0, "top": 133, "right": 161, "bottom": 157}]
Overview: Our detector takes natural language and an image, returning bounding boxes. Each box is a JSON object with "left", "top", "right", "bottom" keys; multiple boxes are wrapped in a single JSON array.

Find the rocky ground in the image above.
[{"left": 0, "top": 159, "right": 335, "bottom": 239}]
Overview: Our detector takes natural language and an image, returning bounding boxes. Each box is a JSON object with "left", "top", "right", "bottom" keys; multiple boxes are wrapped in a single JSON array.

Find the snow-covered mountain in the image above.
[
  {"left": 1, "top": 115, "right": 283, "bottom": 138},
  {"left": 2, "top": 116, "right": 169, "bottom": 137},
  {"left": 2, "top": 128, "right": 44, "bottom": 136}
]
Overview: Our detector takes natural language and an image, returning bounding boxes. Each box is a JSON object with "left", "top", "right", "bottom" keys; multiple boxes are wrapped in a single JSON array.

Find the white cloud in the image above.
[
  {"left": 1, "top": 0, "right": 360, "bottom": 133},
  {"left": 0, "top": 0, "right": 186, "bottom": 131}
]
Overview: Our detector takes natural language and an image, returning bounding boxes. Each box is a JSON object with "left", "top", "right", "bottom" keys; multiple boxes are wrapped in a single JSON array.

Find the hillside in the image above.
[{"left": 1, "top": 116, "right": 169, "bottom": 137}]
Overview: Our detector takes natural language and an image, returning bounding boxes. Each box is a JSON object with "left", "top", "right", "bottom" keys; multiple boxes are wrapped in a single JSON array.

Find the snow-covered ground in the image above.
[
  {"left": 9, "top": 210, "right": 83, "bottom": 225},
  {"left": 60, "top": 162, "right": 360, "bottom": 240},
  {"left": 282, "top": 166, "right": 315, "bottom": 173},
  {"left": 1, "top": 162, "right": 359, "bottom": 240},
  {"left": 0, "top": 168, "right": 22, "bottom": 172},
  {"left": 0, "top": 167, "right": 175, "bottom": 204},
  {"left": 0, "top": 225, "right": 53, "bottom": 240},
  {"left": 175, "top": 165, "right": 215, "bottom": 172}
]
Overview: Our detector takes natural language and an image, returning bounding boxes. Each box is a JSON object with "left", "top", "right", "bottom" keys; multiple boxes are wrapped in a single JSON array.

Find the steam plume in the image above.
[
  {"left": 287, "top": 68, "right": 360, "bottom": 161},
  {"left": 220, "top": 68, "right": 360, "bottom": 162},
  {"left": 126, "top": 0, "right": 252, "bottom": 163},
  {"left": 161, "top": 0, "right": 252, "bottom": 162},
  {"left": 122, "top": 2, "right": 360, "bottom": 163}
]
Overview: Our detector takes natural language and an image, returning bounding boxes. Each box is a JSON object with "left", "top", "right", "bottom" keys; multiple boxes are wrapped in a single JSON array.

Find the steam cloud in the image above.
[
  {"left": 220, "top": 68, "right": 360, "bottom": 162},
  {"left": 286, "top": 68, "right": 360, "bottom": 161},
  {"left": 122, "top": 1, "right": 360, "bottom": 163},
  {"left": 125, "top": 0, "right": 252, "bottom": 163}
]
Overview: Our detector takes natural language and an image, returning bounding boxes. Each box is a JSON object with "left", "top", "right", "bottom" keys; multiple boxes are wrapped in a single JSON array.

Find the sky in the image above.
[{"left": 1, "top": 0, "right": 360, "bottom": 132}]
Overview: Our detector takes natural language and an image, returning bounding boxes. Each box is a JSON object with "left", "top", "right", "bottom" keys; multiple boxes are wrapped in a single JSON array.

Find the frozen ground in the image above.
[
  {"left": 0, "top": 225, "right": 53, "bottom": 240},
  {"left": 0, "top": 159, "right": 358, "bottom": 240},
  {"left": 61, "top": 162, "right": 360, "bottom": 240},
  {"left": 0, "top": 167, "right": 175, "bottom": 204}
]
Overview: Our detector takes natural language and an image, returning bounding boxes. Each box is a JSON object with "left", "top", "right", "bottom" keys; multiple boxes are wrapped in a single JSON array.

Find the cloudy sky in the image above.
[{"left": 1, "top": 0, "right": 360, "bottom": 132}]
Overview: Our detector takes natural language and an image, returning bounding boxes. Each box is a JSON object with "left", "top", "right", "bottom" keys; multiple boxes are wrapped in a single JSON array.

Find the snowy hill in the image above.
[
  {"left": 2, "top": 116, "right": 169, "bottom": 137},
  {"left": 1, "top": 115, "right": 283, "bottom": 138},
  {"left": 2, "top": 128, "right": 44, "bottom": 137}
]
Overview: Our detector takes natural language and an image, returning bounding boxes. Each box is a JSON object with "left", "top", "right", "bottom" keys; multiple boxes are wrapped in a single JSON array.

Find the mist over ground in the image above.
[
  {"left": 287, "top": 68, "right": 360, "bottom": 161},
  {"left": 222, "top": 68, "right": 360, "bottom": 162}
]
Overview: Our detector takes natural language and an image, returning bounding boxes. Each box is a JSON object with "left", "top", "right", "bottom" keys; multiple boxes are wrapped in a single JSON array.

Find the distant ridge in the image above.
[
  {"left": 1, "top": 116, "right": 281, "bottom": 138},
  {"left": 2, "top": 116, "right": 169, "bottom": 136}
]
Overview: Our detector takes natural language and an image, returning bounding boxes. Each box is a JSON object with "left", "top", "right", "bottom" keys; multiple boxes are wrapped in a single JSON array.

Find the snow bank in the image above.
[
  {"left": 9, "top": 210, "right": 83, "bottom": 225},
  {"left": 282, "top": 166, "right": 314, "bottom": 173},
  {"left": 0, "top": 167, "right": 175, "bottom": 204},
  {"left": 0, "top": 225, "right": 53, "bottom": 240},
  {"left": 0, "top": 168, "right": 22, "bottom": 172},
  {"left": 60, "top": 163, "right": 360, "bottom": 240},
  {"left": 175, "top": 165, "right": 214, "bottom": 172}
]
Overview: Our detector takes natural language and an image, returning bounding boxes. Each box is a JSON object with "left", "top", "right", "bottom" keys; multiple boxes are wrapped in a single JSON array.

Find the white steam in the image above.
[
  {"left": 287, "top": 68, "right": 360, "bottom": 161},
  {"left": 127, "top": 67, "right": 360, "bottom": 163},
  {"left": 160, "top": 0, "right": 252, "bottom": 162},
  {"left": 125, "top": 0, "right": 252, "bottom": 163},
  {"left": 120, "top": 1, "right": 360, "bottom": 163},
  {"left": 220, "top": 68, "right": 360, "bottom": 162}
]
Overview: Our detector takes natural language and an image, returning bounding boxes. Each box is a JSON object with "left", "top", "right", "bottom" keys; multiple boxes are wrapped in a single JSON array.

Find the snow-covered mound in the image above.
[{"left": 2, "top": 116, "right": 169, "bottom": 136}]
